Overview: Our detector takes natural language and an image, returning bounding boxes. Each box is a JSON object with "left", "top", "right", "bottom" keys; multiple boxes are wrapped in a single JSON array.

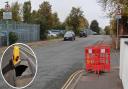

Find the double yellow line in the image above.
[{"left": 61, "top": 69, "right": 84, "bottom": 89}]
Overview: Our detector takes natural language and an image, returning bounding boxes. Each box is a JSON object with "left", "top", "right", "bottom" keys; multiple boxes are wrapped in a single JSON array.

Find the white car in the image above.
[{"left": 47, "top": 31, "right": 57, "bottom": 37}]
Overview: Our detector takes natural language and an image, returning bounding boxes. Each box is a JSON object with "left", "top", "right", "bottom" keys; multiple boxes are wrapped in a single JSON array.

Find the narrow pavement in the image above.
[{"left": 74, "top": 37, "right": 123, "bottom": 89}]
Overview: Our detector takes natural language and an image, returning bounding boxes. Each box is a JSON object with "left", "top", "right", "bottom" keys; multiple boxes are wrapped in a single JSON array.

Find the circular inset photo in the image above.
[{"left": 0, "top": 43, "right": 37, "bottom": 89}]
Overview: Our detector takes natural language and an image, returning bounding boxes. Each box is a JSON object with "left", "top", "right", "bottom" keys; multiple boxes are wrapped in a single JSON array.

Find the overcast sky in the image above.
[{"left": 0, "top": 0, "right": 110, "bottom": 28}]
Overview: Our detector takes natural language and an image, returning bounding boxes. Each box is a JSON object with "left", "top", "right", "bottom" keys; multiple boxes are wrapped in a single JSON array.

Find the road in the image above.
[{"left": 0, "top": 35, "right": 109, "bottom": 89}]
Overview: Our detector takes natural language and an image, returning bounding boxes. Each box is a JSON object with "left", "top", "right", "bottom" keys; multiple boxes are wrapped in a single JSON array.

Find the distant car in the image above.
[
  {"left": 86, "top": 29, "right": 98, "bottom": 35},
  {"left": 60, "top": 30, "right": 66, "bottom": 35},
  {"left": 64, "top": 31, "right": 75, "bottom": 41},
  {"left": 50, "top": 30, "right": 61, "bottom": 36},
  {"left": 49, "top": 30, "right": 66, "bottom": 36},
  {"left": 79, "top": 30, "right": 87, "bottom": 37},
  {"left": 47, "top": 30, "right": 57, "bottom": 37},
  {"left": 92, "top": 31, "right": 98, "bottom": 35}
]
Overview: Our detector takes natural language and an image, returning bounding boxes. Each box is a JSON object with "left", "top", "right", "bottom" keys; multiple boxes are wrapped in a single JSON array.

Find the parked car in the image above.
[
  {"left": 60, "top": 30, "right": 66, "bottom": 35},
  {"left": 47, "top": 30, "right": 57, "bottom": 37},
  {"left": 92, "top": 31, "right": 98, "bottom": 35},
  {"left": 79, "top": 30, "right": 87, "bottom": 37},
  {"left": 64, "top": 31, "right": 75, "bottom": 41},
  {"left": 49, "top": 30, "right": 66, "bottom": 37},
  {"left": 50, "top": 30, "right": 61, "bottom": 36},
  {"left": 86, "top": 29, "right": 98, "bottom": 35}
]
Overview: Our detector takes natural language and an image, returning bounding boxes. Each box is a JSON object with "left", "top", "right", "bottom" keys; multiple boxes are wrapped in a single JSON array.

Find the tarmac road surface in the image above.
[{"left": 0, "top": 35, "right": 110, "bottom": 89}]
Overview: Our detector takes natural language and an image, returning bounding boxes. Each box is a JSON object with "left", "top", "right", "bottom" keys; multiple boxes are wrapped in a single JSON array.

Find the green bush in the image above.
[{"left": 9, "top": 32, "right": 18, "bottom": 45}]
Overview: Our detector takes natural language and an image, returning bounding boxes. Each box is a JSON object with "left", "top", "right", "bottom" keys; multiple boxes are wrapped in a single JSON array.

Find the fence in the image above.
[
  {"left": 120, "top": 36, "right": 128, "bottom": 89},
  {"left": 0, "top": 21, "right": 40, "bottom": 45}
]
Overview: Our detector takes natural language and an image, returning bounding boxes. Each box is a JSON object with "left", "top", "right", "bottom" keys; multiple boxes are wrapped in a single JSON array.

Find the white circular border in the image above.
[{"left": 0, "top": 43, "right": 38, "bottom": 89}]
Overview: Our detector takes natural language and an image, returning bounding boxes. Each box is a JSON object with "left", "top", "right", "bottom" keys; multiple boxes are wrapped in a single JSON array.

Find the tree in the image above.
[
  {"left": 104, "top": 26, "right": 111, "bottom": 35},
  {"left": 98, "top": 0, "right": 128, "bottom": 35},
  {"left": 31, "top": 10, "right": 40, "bottom": 24},
  {"left": 99, "top": 27, "right": 105, "bottom": 35},
  {"left": 90, "top": 20, "right": 100, "bottom": 34},
  {"left": 9, "top": 32, "right": 18, "bottom": 45},
  {"left": 99, "top": 0, "right": 128, "bottom": 10},
  {"left": 38, "top": 1, "right": 53, "bottom": 40},
  {"left": 11, "top": 2, "right": 21, "bottom": 21},
  {"left": 52, "top": 12, "right": 61, "bottom": 29},
  {"left": 98, "top": 0, "right": 128, "bottom": 18},
  {"left": 79, "top": 16, "right": 89, "bottom": 29},
  {"left": 0, "top": 9, "right": 4, "bottom": 20},
  {"left": 65, "top": 7, "right": 88, "bottom": 34},
  {"left": 23, "top": 1, "right": 31, "bottom": 23},
  {"left": 58, "top": 22, "right": 66, "bottom": 30}
]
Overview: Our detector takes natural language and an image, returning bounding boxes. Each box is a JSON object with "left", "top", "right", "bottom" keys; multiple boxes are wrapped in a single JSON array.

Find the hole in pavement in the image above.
[{"left": 15, "top": 65, "right": 28, "bottom": 77}]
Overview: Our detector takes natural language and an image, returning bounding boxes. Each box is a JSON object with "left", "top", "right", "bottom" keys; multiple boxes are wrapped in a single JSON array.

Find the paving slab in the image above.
[
  {"left": 75, "top": 68, "right": 123, "bottom": 89},
  {"left": 75, "top": 38, "right": 123, "bottom": 89}
]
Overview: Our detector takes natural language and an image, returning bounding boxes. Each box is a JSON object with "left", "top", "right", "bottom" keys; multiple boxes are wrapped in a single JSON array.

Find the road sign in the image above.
[
  {"left": 5, "top": 2, "right": 10, "bottom": 11},
  {"left": 116, "top": 8, "right": 121, "bottom": 15},
  {"left": 3, "top": 12, "right": 12, "bottom": 20},
  {"left": 115, "top": 5, "right": 121, "bottom": 19}
]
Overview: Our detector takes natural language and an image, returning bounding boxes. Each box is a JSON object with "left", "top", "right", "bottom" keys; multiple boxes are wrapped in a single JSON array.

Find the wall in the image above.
[{"left": 120, "top": 37, "right": 128, "bottom": 89}]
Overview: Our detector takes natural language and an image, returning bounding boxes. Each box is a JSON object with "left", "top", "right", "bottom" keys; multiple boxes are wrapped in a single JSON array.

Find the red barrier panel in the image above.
[{"left": 85, "top": 45, "right": 110, "bottom": 76}]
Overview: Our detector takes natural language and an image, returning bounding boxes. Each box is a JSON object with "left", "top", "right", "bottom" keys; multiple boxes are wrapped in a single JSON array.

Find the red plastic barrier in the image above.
[{"left": 85, "top": 45, "right": 110, "bottom": 76}]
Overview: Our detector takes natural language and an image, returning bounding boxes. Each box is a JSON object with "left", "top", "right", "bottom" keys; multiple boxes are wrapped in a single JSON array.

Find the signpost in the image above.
[
  {"left": 3, "top": 1, "right": 12, "bottom": 46},
  {"left": 115, "top": 5, "right": 121, "bottom": 49}
]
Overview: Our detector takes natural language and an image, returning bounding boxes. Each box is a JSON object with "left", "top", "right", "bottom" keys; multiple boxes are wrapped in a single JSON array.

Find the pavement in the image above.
[
  {"left": 0, "top": 35, "right": 114, "bottom": 89},
  {"left": 74, "top": 38, "right": 123, "bottom": 89},
  {"left": 75, "top": 69, "right": 123, "bottom": 89}
]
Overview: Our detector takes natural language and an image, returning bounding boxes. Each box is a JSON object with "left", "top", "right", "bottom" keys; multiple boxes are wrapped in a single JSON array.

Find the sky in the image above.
[{"left": 0, "top": 0, "right": 110, "bottom": 28}]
